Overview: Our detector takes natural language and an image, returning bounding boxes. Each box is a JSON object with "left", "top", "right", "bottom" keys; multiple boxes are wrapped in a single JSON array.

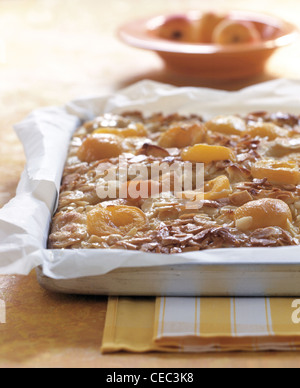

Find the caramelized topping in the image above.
[{"left": 49, "top": 111, "right": 300, "bottom": 252}]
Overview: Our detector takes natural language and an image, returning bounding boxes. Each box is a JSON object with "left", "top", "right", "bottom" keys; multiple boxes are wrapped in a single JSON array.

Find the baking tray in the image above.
[
  {"left": 3, "top": 79, "right": 300, "bottom": 296},
  {"left": 36, "top": 261, "right": 300, "bottom": 297}
]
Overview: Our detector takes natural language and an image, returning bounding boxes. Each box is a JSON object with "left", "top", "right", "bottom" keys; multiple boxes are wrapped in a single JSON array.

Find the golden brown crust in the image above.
[{"left": 48, "top": 111, "right": 300, "bottom": 253}]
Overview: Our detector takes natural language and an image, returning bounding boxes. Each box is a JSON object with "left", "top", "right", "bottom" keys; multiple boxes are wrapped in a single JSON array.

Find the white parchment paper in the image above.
[{"left": 1, "top": 79, "right": 300, "bottom": 279}]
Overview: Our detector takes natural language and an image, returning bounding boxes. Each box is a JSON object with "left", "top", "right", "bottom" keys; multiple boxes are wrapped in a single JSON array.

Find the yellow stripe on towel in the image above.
[
  {"left": 101, "top": 297, "right": 300, "bottom": 354},
  {"left": 101, "top": 297, "right": 157, "bottom": 354}
]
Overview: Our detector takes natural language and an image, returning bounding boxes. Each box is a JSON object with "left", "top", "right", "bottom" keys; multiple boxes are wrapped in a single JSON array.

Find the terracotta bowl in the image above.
[{"left": 118, "top": 10, "right": 299, "bottom": 80}]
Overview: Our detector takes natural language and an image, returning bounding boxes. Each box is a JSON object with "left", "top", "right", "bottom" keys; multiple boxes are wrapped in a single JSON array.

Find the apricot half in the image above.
[
  {"left": 87, "top": 205, "right": 148, "bottom": 237},
  {"left": 205, "top": 115, "right": 246, "bottom": 136},
  {"left": 77, "top": 134, "right": 123, "bottom": 163},
  {"left": 251, "top": 160, "right": 300, "bottom": 186},
  {"left": 158, "top": 123, "right": 206, "bottom": 149},
  {"left": 212, "top": 20, "right": 261, "bottom": 45},
  {"left": 177, "top": 175, "right": 232, "bottom": 201},
  {"left": 245, "top": 122, "right": 289, "bottom": 140},
  {"left": 181, "top": 144, "right": 236, "bottom": 164},
  {"left": 93, "top": 123, "right": 147, "bottom": 138},
  {"left": 204, "top": 175, "right": 232, "bottom": 200},
  {"left": 234, "top": 198, "right": 292, "bottom": 231}
]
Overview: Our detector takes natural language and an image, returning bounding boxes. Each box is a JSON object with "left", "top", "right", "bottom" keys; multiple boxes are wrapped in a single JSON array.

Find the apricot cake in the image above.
[{"left": 48, "top": 111, "right": 300, "bottom": 253}]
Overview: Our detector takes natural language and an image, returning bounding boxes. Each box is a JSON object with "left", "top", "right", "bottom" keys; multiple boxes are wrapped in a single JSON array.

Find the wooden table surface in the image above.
[{"left": 1, "top": 0, "right": 300, "bottom": 368}]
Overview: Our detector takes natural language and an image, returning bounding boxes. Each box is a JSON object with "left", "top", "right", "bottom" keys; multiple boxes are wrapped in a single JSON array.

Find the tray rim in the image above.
[{"left": 36, "top": 262, "right": 300, "bottom": 297}]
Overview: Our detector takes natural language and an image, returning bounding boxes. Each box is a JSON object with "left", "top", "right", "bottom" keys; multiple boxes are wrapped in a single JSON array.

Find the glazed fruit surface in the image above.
[{"left": 48, "top": 111, "right": 300, "bottom": 253}]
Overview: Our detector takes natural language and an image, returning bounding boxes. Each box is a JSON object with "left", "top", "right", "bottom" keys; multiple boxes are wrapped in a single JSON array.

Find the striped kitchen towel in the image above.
[{"left": 101, "top": 297, "right": 300, "bottom": 353}]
